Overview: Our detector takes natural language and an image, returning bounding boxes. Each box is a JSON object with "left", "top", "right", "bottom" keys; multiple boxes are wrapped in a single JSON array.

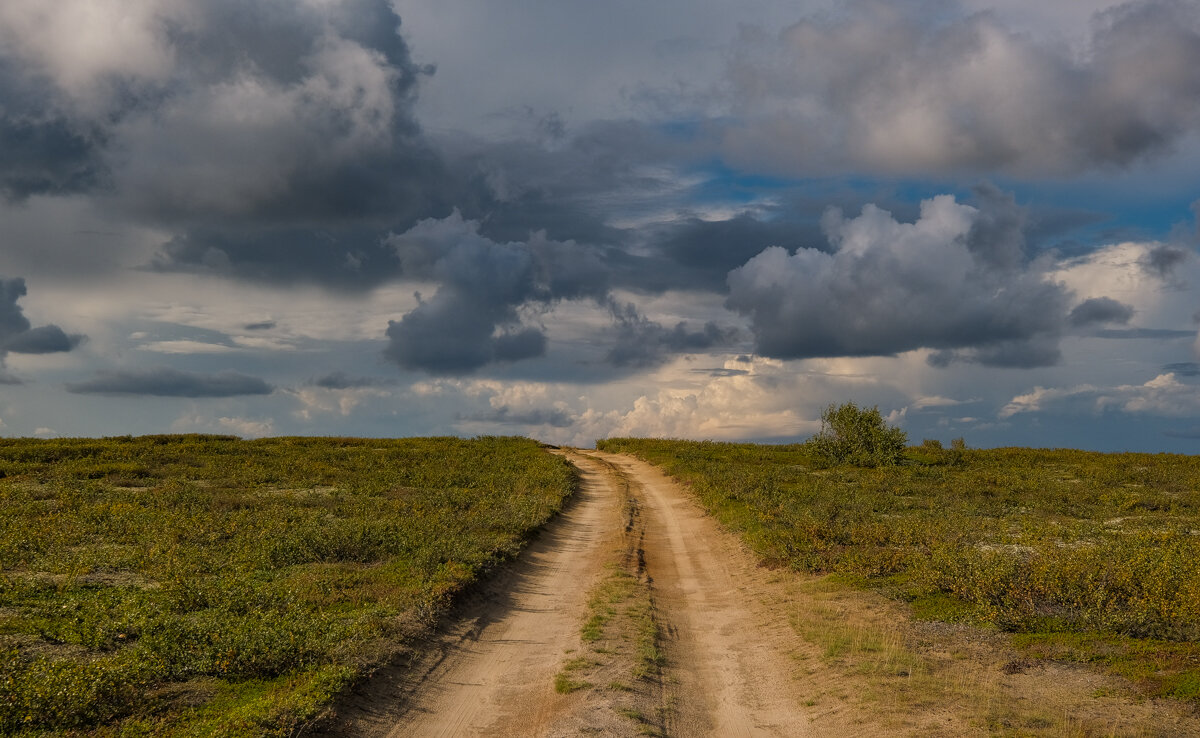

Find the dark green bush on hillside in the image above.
[{"left": 806, "top": 402, "right": 907, "bottom": 467}]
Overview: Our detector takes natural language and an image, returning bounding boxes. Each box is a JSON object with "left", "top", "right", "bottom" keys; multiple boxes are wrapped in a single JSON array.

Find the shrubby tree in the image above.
[{"left": 806, "top": 402, "right": 908, "bottom": 467}]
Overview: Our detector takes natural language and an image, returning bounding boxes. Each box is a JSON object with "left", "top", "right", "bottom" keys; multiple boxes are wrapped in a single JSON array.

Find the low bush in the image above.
[{"left": 805, "top": 402, "right": 907, "bottom": 467}]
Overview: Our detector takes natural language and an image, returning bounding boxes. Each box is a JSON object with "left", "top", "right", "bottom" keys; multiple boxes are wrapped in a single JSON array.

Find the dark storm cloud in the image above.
[
  {"left": 0, "top": 0, "right": 466, "bottom": 287},
  {"left": 111, "top": 0, "right": 442, "bottom": 223},
  {"left": 1140, "top": 244, "right": 1191, "bottom": 279},
  {"left": 383, "top": 212, "right": 608, "bottom": 374},
  {"left": 0, "top": 277, "right": 83, "bottom": 364},
  {"left": 928, "top": 338, "right": 1064, "bottom": 370},
  {"left": 243, "top": 321, "right": 276, "bottom": 331},
  {"left": 460, "top": 406, "right": 575, "bottom": 428},
  {"left": 1069, "top": 297, "right": 1135, "bottom": 327},
  {"left": 646, "top": 213, "right": 825, "bottom": 292},
  {"left": 726, "top": 193, "right": 1074, "bottom": 367},
  {"left": 1094, "top": 328, "right": 1196, "bottom": 339},
  {"left": 311, "top": 372, "right": 392, "bottom": 390},
  {"left": 378, "top": 205, "right": 752, "bottom": 375},
  {"left": 147, "top": 227, "right": 407, "bottom": 290},
  {"left": 3, "top": 325, "right": 82, "bottom": 354},
  {"left": 965, "top": 185, "right": 1028, "bottom": 269},
  {"left": 140, "top": 60, "right": 681, "bottom": 290},
  {"left": 605, "top": 301, "right": 737, "bottom": 368},
  {"left": 66, "top": 368, "right": 273, "bottom": 397},
  {"left": 1163, "top": 362, "right": 1200, "bottom": 377},
  {"left": 0, "top": 92, "right": 100, "bottom": 200},
  {"left": 0, "top": 0, "right": 436, "bottom": 209},
  {"left": 719, "top": 0, "right": 1200, "bottom": 175}
]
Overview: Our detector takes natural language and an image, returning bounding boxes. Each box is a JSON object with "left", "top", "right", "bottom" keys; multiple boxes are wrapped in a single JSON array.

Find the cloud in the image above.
[
  {"left": 290, "top": 383, "right": 392, "bottom": 418},
  {"left": 605, "top": 300, "right": 736, "bottom": 368},
  {"left": 1000, "top": 372, "right": 1200, "bottom": 418},
  {"left": 576, "top": 361, "right": 823, "bottom": 443},
  {"left": 0, "top": 0, "right": 460, "bottom": 288},
  {"left": 173, "top": 413, "right": 276, "bottom": 438},
  {"left": 3, "top": 324, "right": 82, "bottom": 354},
  {"left": 908, "top": 395, "right": 970, "bottom": 411},
  {"left": 243, "top": 320, "right": 276, "bottom": 331},
  {"left": 1141, "top": 244, "right": 1191, "bottom": 279},
  {"left": 1093, "top": 328, "right": 1195, "bottom": 339},
  {"left": 693, "top": 367, "right": 749, "bottom": 377},
  {"left": 383, "top": 211, "right": 608, "bottom": 374},
  {"left": 643, "top": 212, "right": 825, "bottom": 293},
  {"left": 1069, "top": 297, "right": 1135, "bottom": 327},
  {"left": 1, "top": 276, "right": 83, "bottom": 365},
  {"left": 311, "top": 371, "right": 391, "bottom": 390},
  {"left": 726, "top": 193, "right": 1071, "bottom": 367},
  {"left": 717, "top": 0, "right": 1200, "bottom": 175},
  {"left": 460, "top": 406, "right": 574, "bottom": 428},
  {"left": 1163, "top": 361, "right": 1200, "bottom": 376},
  {"left": 66, "top": 367, "right": 273, "bottom": 397},
  {"left": 138, "top": 340, "right": 238, "bottom": 354}
]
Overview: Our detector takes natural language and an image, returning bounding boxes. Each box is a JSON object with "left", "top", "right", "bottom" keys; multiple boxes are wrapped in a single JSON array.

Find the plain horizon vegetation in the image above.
[
  {"left": 599, "top": 404, "right": 1200, "bottom": 706},
  {"left": 0, "top": 434, "right": 575, "bottom": 736}
]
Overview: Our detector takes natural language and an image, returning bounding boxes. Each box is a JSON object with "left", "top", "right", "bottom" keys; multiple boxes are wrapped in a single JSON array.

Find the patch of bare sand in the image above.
[{"left": 587, "top": 450, "right": 813, "bottom": 737}]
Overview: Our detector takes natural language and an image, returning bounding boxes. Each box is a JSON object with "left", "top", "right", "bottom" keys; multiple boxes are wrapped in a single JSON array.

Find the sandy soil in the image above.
[
  {"left": 585, "top": 450, "right": 814, "bottom": 736},
  {"left": 371, "top": 452, "right": 620, "bottom": 736},
  {"left": 325, "top": 450, "right": 1200, "bottom": 737}
]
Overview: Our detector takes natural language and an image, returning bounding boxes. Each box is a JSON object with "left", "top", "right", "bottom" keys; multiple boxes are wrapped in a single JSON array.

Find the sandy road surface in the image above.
[
  {"left": 341, "top": 450, "right": 815, "bottom": 736},
  {"left": 377, "top": 452, "right": 622, "bottom": 736},
  {"left": 584, "top": 450, "right": 811, "bottom": 737}
]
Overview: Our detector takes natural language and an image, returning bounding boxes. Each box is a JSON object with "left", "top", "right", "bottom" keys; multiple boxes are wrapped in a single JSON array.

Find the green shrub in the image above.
[{"left": 806, "top": 402, "right": 907, "bottom": 467}]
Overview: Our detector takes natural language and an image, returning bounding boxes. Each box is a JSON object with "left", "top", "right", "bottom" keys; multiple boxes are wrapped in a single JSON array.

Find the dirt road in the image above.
[
  {"left": 330, "top": 450, "right": 1200, "bottom": 737},
  {"left": 369, "top": 452, "right": 622, "bottom": 736},
  {"left": 336, "top": 450, "right": 815, "bottom": 736},
  {"left": 593, "top": 451, "right": 811, "bottom": 736}
]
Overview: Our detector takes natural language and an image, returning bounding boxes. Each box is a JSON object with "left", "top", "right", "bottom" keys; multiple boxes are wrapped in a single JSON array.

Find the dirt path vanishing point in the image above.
[
  {"left": 587, "top": 450, "right": 813, "bottom": 737},
  {"left": 331, "top": 450, "right": 816, "bottom": 737},
  {"left": 330, "top": 450, "right": 1200, "bottom": 737}
]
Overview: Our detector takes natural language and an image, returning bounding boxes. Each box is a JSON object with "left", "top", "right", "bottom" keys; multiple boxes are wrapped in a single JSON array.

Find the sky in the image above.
[{"left": 2, "top": 0, "right": 1200, "bottom": 451}]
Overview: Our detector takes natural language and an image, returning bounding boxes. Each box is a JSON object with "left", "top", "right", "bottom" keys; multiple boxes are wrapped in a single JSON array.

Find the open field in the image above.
[
  {"left": 596, "top": 438, "right": 1200, "bottom": 706},
  {"left": 0, "top": 435, "right": 574, "bottom": 736}
]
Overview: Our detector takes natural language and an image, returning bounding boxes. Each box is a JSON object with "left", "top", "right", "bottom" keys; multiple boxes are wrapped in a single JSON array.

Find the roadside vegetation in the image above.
[
  {"left": 0, "top": 434, "right": 574, "bottom": 736},
  {"left": 598, "top": 411, "right": 1200, "bottom": 704}
]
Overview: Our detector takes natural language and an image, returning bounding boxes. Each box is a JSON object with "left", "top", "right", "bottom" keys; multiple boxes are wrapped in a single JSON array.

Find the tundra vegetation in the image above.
[
  {"left": 599, "top": 418, "right": 1200, "bottom": 705},
  {"left": 0, "top": 435, "right": 574, "bottom": 736}
]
